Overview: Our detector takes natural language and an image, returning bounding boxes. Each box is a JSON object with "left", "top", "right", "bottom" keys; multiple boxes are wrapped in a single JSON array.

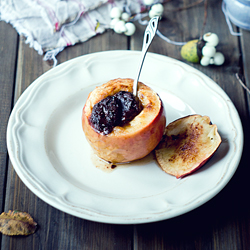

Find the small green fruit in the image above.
[{"left": 181, "top": 39, "right": 200, "bottom": 63}]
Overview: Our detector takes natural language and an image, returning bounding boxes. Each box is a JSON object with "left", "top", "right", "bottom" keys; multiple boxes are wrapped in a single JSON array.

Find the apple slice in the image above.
[
  {"left": 154, "top": 115, "right": 221, "bottom": 178},
  {"left": 82, "top": 78, "right": 166, "bottom": 163}
]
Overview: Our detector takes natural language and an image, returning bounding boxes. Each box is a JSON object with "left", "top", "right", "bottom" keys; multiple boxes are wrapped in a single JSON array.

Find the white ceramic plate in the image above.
[{"left": 7, "top": 51, "right": 243, "bottom": 224}]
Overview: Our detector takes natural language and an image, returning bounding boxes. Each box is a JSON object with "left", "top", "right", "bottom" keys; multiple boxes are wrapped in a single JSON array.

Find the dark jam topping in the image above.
[
  {"left": 90, "top": 95, "right": 121, "bottom": 135},
  {"left": 89, "top": 91, "right": 141, "bottom": 135},
  {"left": 114, "top": 91, "right": 141, "bottom": 126}
]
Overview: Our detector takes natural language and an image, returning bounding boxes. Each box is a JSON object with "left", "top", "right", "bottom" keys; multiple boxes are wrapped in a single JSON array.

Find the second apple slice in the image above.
[{"left": 155, "top": 115, "right": 221, "bottom": 178}]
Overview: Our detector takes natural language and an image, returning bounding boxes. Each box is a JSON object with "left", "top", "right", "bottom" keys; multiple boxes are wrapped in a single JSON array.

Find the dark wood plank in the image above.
[
  {"left": 238, "top": 28, "right": 250, "bottom": 250},
  {"left": 0, "top": 21, "right": 18, "bottom": 213},
  {"left": 2, "top": 30, "right": 133, "bottom": 250},
  {"left": 240, "top": 29, "right": 250, "bottom": 109},
  {"left": 57, "top": 29, "right": 129, "bottom": 63},
  {"left": 240, "top": 29, "right": 250, "bottom": 83},
  {"left": 131, "top": 0, "right": 250, "bottom": 249}
]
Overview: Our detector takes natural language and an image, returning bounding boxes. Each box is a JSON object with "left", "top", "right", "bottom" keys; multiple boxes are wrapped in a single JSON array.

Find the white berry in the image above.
[
  {"left": 213, "top": 52, "right": 225, "bottom": 65},
  {"left": 110, "top": 18, "right": 120, "bottom": 29},
  {"left": 114, "top": 20, "right": 126, "bottom": 34},
  {"left": 143, "top": 0, "right": 154, "bottom": 5},
  {"left": 200, "top": 56, "right": 211, "bottom": 66},
  {"left": 149, "top": 9, "right": 163, "bottom": 19},
  {"left": 124, "top": 22, "right": 136, "bottom": 36},
  {"left": 151, "top": 3, "right": 164, "bottom": 15},
  {"left": 202, "top": 45, "right": 216, "bottom": 57},
  {"left": 149, "top": 9, "right": 157, "bottom": 18},
  {"left": 121, "top": 12, "right": 130, "bottom": 22},
  {"left": 203, "top": 32, "right": 219, "bottom": 47},
  {"left": 110, "top": 7, "right": 122, "bottom": 19}
]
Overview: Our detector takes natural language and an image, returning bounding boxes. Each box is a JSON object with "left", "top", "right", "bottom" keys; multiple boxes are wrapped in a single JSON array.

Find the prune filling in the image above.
[
  {"left": 114, "top": 91, "right": 141, "bottom": 126},
  {"left": 89, "top": 91, "right": 141, "bottom": 135}
]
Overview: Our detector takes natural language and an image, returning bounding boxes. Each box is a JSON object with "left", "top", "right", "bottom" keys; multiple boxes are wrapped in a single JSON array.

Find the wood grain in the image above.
[
  {"left": 0, "top": 22, "right": 18, "bottom": 214},
  {"left": 240, "top": 29, "right": 250, "bottom": 115}
]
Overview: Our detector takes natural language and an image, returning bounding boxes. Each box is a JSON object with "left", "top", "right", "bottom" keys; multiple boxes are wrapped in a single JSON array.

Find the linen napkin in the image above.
[{"left": 0, "top": 0, "right": 148, "bottom": 65}]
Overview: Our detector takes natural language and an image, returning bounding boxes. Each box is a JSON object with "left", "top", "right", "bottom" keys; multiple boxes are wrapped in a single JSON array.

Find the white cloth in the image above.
[{"left": 0, "top": 0, "right": 147, "bottom": 64}]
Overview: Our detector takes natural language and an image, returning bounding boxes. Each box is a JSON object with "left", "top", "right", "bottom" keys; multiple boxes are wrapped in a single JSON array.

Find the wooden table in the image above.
[{"left": 1, "top": 0, "right": 250, "bottom": 249}]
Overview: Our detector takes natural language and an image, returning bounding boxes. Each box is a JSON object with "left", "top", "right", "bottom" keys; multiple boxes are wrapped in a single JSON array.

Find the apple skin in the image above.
[
  {"left": 155, "top": 115, "right": 221, "bottom": 178},
  {"left": 82, "top": 78, "right": 166, "bottom": 163}
]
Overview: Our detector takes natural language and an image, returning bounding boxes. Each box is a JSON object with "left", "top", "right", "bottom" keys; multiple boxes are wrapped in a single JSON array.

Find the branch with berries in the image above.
[
  {"left": 181, "top": 33, "right": 225, "bottom": 66},
  {"left": 104, "top": 0, "right": 225, "bottom": 67}
]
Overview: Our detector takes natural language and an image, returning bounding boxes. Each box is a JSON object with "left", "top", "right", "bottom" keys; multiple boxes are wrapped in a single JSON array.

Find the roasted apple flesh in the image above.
[
  {"left": 82, "top": 78, "right": 166, "bottom": 163},
  {"left": 155, "top": 115, "right": 221, "bottom": 178}
]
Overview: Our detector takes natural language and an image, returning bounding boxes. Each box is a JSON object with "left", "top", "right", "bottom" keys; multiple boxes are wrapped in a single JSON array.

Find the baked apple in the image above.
[
  {"left": 155, "top": 115, "right": 221, "bottom": 178},
  {"left": 82, "top": 78, "right": 166, "bottom": 163}
]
